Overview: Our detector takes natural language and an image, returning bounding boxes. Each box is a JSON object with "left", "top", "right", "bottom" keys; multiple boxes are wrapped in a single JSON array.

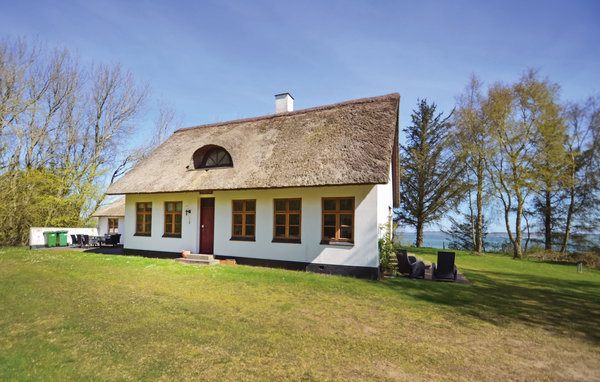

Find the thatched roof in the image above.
[
  {"left": 91, "top": 197, "right": 125, "bottom": 217},
  {"left": 107, "top": 93, "right": 400, "bottom": 204}
]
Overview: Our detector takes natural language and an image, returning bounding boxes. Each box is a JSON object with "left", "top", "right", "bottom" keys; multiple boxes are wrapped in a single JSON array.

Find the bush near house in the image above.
[{"left": 1, "top": 247, "right": 599, "bottom": 380}]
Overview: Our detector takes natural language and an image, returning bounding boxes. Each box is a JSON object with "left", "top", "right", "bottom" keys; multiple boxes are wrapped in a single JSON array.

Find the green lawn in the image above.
[{"left": 1, "top": 247, "right": 599, "bottom": 381}]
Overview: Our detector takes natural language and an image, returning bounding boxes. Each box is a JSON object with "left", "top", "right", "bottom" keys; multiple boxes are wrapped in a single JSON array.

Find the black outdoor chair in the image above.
[
  {"left": 70, "top": 234, "right": 79, "bottom": 247},
  {"left": 432, "top": 251, "right": 458, "bottom": 281},
  {"left": 105, "top": 234, "right": 121, "bottom": 246},
  {"left": 76, "top": 234, "right": 84, "bottom": 247},
  {"left": 81, "top": 234, "right": 90, "bottom": 247},
  {"left": 396, "top": 249, "right": 425, "bottom": 279}
]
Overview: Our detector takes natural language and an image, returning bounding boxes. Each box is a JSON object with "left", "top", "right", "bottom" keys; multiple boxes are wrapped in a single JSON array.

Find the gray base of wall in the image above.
[
  {"left": 122, "top": 248, "right": 379, "bottom": 279},
  {"left": 215, "top": 255, "right": 379, "bottom": 280},
  {"left": 122, "top": 248, "right": 181, "bottom": 259}
]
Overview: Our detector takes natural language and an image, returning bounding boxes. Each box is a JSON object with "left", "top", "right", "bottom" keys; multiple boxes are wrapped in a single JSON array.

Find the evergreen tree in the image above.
[{"left": 397, "top": 99, "right": 465, "bottom": 247}]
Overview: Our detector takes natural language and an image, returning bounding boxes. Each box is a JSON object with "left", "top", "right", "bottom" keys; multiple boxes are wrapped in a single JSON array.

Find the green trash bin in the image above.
[
  {"left": 56, "top": 230, "right": 68, "bottom": 247},
  {"left": 44, "top": 231, "right": 57, "bottom": 247}
]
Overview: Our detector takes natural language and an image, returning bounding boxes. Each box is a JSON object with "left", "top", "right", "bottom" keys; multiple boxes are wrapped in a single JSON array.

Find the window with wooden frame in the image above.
[
  {"left": 164, "top": 201, "right": 182, "bottom": 237},
  {"left": 135, "top": 202, "right": 152, "bottom": 236},
  {"left": 108, "top": 218, "right": 119, "bottom": 234},
  {"left": 321, "top": 197, "right": 354, "bottom": 243},
  {"left": 273, "top": 199, "right": 301, "bottom": 243},
  {"left": 231, "top": 200, "right": 256, "bottom": 240}
]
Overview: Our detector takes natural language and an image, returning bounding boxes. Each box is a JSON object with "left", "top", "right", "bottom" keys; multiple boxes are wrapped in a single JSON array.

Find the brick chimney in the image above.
[{"left": 275, "top": 93, "right": 294, "bottom": 113}]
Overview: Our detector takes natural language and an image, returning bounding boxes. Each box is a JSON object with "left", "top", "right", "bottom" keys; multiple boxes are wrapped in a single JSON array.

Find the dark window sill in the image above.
[
  {"left": 134, "top": 233, "right": 151, "bottom": 237},
  {"left": 272, "top": 238, "right": 301, "bottom": 244},
  {"left": 320, "top": 240, "right": 354, "bottom": 246},
  {"left": 230, "top": 237, "right": 256, "bottom": 242},
  {"left": 162, "top": 234, "right": 182, "bottom": 238}
]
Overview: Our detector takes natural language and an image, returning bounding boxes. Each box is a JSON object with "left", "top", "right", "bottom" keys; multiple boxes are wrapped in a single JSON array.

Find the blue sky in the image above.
[{"left": 2, "top": 0, "right": 599, "bottom": 231}]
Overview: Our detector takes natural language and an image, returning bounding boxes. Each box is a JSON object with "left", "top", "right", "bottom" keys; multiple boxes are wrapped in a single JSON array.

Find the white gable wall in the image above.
[
  {"left": 376, "top": 166, "right": 394, "bottom": 238},
  {"left": 123, "top": 184, "right": 383, "bottom": 269}
]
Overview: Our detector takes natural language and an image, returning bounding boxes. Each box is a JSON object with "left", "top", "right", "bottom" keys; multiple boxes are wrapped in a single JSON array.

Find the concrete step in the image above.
[
  {"left": 186, "top": 253, "right": 215, "bottom": 261},
  {"left": 174, "top": 258, "right": 220, "bottom": 266}
]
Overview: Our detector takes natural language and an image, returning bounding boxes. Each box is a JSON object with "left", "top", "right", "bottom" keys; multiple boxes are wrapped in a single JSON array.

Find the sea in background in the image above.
[{"left": 395, "top": 230, "right": 599, "bottom": 252}]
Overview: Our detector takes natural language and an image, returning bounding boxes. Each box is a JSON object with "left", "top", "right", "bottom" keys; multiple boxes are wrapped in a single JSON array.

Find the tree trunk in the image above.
[
  {"left": 514, "top": 202, "right": 523, "bottom": 259},
  {"left": 544, "top": 190, "right": 552, "bottom": 251},
  {"left": 475, "top": 158, "right": 484, "bottom": 253},
  {"left": 561, "top": 186, "right": 575, "bottom": 254},
  {"left": 415, "top": 220, "right": 424, "bottom": 248}
]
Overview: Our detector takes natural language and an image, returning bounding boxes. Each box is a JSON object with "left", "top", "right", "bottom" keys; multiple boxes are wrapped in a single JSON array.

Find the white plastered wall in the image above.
[
  {"left": 376, "top": 166, "right": 394, "bottom": 238},
  {"left": 123, "top": 183, "right": 392, "bottom": 268}
]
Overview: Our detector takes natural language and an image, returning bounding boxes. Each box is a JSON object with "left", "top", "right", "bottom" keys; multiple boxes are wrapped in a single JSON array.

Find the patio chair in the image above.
[
  {"left": 106, "top": 234, "right": 121, "bottom": 246},
  {"left": 81, "top": 234, "right": 90, "bottom": 247},
  {"left": 70, "top": 234, "right": 79, "bottom": 247},
  {"left": 396, "top": 249, "right": 425, "bottom": 279},
  {"left": 89, "top": 236, "right": 99, "bottom": 247},
  {"left": 76, "top": 234, "right": 84, "bottom": 248},
  {"left": 432, "top": 251, "right": 458, "bottom": 281}
]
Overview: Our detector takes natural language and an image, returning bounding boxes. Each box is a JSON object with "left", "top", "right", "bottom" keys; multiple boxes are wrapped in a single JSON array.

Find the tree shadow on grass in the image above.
[{"left": 381, "top": 270, "right": 600, "bottom": 344}]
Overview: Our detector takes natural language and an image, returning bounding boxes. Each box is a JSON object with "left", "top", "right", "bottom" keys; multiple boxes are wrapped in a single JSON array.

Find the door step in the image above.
[{"left": 174, "top": 253, "right": 220, "bottom": 266}]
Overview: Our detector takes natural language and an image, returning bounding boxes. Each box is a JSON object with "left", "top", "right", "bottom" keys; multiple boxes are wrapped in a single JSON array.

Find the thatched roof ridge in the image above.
[
  {"left": 91, "top": 197, "right": 125, "bottom": 217},
  {"left": 176, "top": 93, "right": 400, "bottom": 133},
  {"left": 106, "top": 93, "right": 400, "bottom": 198}
]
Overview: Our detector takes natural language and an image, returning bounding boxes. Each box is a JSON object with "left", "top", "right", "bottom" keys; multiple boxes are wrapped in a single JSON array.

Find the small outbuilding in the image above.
[{"left": 91, "top": 197, "right": 125, "bottom": 244}]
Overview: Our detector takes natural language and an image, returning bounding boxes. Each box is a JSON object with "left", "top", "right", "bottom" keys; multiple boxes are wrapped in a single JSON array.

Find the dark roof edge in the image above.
[{"left": 174, "top": 93, "right": 400, "bottom": 134}]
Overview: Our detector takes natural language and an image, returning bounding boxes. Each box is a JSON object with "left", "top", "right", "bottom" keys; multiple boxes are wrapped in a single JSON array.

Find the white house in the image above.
[
  {"left": 91, "top": 196, "right": 125, "bottom": 244},
  {"left": 106, "top": 93, "right": 400, "bottom": 278}
]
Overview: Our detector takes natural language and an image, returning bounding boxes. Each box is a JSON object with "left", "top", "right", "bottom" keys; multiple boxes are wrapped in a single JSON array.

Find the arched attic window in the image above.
[{"left": 191, "top": 145, "right": 233, "bottom": 170}]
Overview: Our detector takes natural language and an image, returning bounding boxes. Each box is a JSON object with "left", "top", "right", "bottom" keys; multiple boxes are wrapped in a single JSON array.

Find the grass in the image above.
[{"left": 1, "top": 247, "right": 599, "bottom": 381}]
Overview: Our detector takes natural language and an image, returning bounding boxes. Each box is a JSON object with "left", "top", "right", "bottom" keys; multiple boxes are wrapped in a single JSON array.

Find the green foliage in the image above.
[{"left": 378, "top": 233, "right": 395, "bottom": 275}]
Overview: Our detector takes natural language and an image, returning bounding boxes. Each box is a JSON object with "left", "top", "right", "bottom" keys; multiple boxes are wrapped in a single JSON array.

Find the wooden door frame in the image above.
[{"left": 199, "top": 197, "right": 215, "bottom": 254}]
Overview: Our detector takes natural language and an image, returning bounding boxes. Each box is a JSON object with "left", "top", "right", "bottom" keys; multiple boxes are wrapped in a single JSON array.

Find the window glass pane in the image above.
[
  {"left": 165, "top": 222, "right": 172, "bottom": 233},
  {"left": 233, "top": 201, "right": 243, "bottom": 211},
  {"left": 233, "top": 225, "right": 243, "bottom": 236},
  {"left": 137, "top": 203, "right": 144, "bottom": 211},
  {"left": 166, "top": 214, "right": 172, "bottom": 224},
  {"left": 289, "top": 214, "right": 300, "bottom": 225},
  {"left": 146, "top": 203, "right": 152, "bottom": 211},
  {"left": 176, "top": 202, "right": 182, "bottom": 212},
  {"left": 340, "top": 227, "right": 352, "bottom": 239},
  {"left": 289, "top": 199, "right": 301, "bottom": 211},
  {"left": 136, "top": 223, "right": 143, "bottom": 232},
  {"left": 246, "top": 214, "right": 255, "bottom": 225},
  {"left": 323, "top": 199, "right": 336, "bottom": 211},
  {"left": 275, "top": 226, "right": 285, "bottom": 237},
  {"left": 233, "top": 214, "right": 243, "bottom": 224},
  {"left": 323, "top": 226, "right": 336, "bottom": 239},
  {"left": 174, "top": 223, "right": 181, "bottom": 234},
  {"left": 145, "top": 222, "right": 151, "bottom": 233},
  {"left": 166, "top": 203, "right": 173, "bottom": 212},
  {"left": 339, "top": 199, "right": 353, "bottom": 211},
  {"left": 245, "top": 225, "right": 255, "bottom": 237},
  {"left": 324, "top": 214, "right": 336, "bottom": 226},
  {"left": 137, "top": 215, "right": 143, "bottom": 224},
  {"left": 245, "top": 200, "right": 256, "bottom": 211},
  {"left": 340, "top": 214, "right": 353, "bottom": 226},
  {"left": 175, "top": 214, "right": 182, "bottom": 224},
  {"left": 289, "top": 226, "right": 300, "bottom": 238},
  {"left": 275, "top": 214, "right": 286, "bottom": 225},
  {"left": 275, "top": 200, "right": 286, "bottom": 211}
]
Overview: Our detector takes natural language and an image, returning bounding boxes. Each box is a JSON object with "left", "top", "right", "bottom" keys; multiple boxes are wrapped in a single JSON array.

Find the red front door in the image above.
[{"left": 200, "top": 198, "right": 215, "bottom": 254}]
